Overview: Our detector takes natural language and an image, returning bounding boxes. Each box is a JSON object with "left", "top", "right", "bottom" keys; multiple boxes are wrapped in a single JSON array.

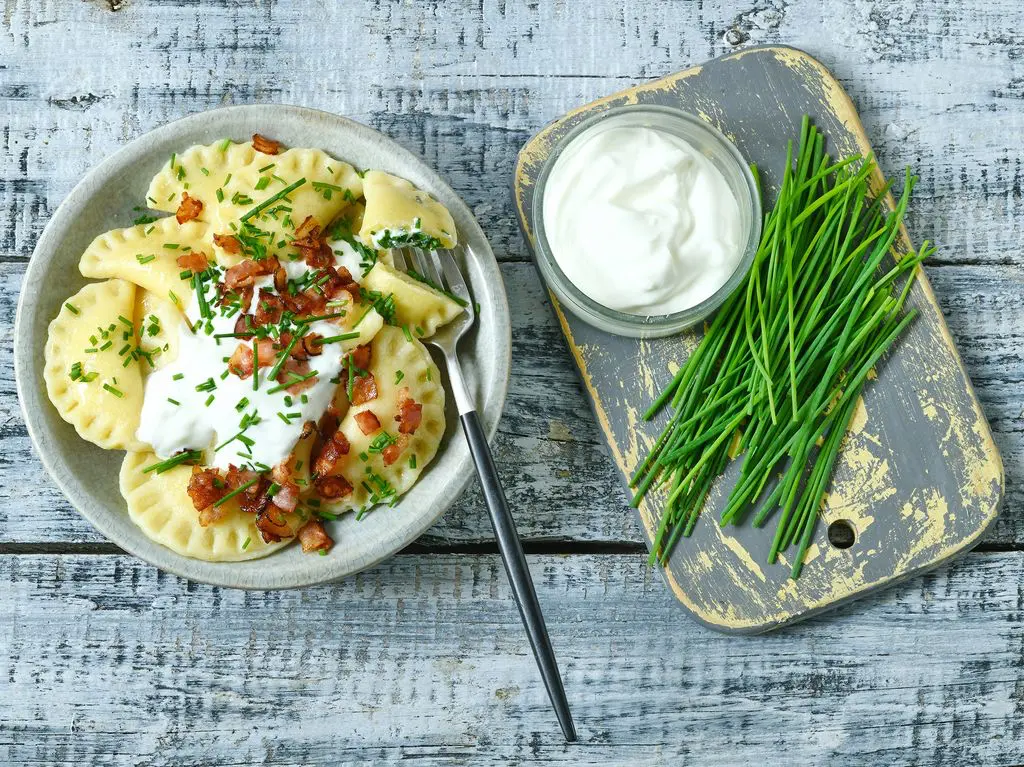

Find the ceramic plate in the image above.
[{"left": 14, "top": 104, "right": 511, "bottom": 589}]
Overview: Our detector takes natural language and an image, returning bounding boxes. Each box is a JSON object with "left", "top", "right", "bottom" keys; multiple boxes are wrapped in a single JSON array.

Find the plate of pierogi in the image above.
[{"left": 15, "top": 104, "right": 510, "bottom": 589}]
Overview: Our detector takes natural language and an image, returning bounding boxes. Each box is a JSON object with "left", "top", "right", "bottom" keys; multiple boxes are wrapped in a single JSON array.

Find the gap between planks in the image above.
[{"left": 0, "top": 540, "right": 1015, "bottom": 557}]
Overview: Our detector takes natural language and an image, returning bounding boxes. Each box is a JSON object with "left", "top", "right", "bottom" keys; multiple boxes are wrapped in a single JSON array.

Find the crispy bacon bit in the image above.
[
  {"left": 350, "top": 344, "right": 372, "bottom": 373},
  {"left": 213, "top": 233, "right": 243, "bottom": 255},
  {"left": 255, "top": 337, "right": 276, "bottom": 367},
  {"left": 198, "top": 504, "right": 231, "bottom": 527},
  {"left": 176, "top": 251, "right": 210, "bottom": 273},
  {"left": 252, "top": 133, "right": 283, "bottom": 155},
  {"left": 354, "top": 410, "right": 381, "bottom": 435},
  {"left": 317, "top": 406, "right": 340, "bottom": 441},
  {"left": 294, "top": 215, "right": 319, "bottom": 239},
  {"left": 187, "top": 466, "right": 228, "bottom": 513},
  {"left": 255, "top": 505, "right": 292, "bottom": 543},
  {"left": 396, "top": 397, "right": 424, "bottom": 435},
  {"left": 300, "top": 420, "right": 316, "bottom": 440},
  {"left": 270, "top": 481, "right": 299, "bottom": 513},
  {"left": 280, "top": 357, "right": 317, "bottom": 394},
  {"left": 224, "top": 256, "right": 280, "bottom": 290},
  {"left": 233, "top": 314, "right": 254, "bottom": 340},
  {"left": 274, "top": 266, "right": 288, "bottom": 293},
  {"left": 314, "top": 431, "right": 350, "bottom": 477},
  {"left": 382, "top": 442, "right": 404, "bottom": 466},
  {"left": 217, "top": 283, "right": 254, "bottom": 314},
  {"left": 176, "top": 192, "right": 204, "bottom": 224},
  {"left": 254, "top": 288, "right": 284, "bottom": 326},
  {"left": 300, "top": 333, "right": 323, "bottom": 358},
  {"left": 297, "top": 519, "right": 334, "bottom": 554},
  {"left": 228, "top": 343, "right": 254, "bottom": 379},
  {"left": 225, "top": 468, "right": 269, "bottom": 516},
  {"left": 315, "top": 474, "right": 353, "bottom": 499},
  {"left": 351, "top": 373, "right": 378, "bottom": 406}
]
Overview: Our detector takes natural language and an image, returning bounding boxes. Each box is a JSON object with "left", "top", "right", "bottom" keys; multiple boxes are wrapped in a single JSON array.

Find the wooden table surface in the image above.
[{"left": 2, "top": 1, "right": 1023, "bottom": 765}]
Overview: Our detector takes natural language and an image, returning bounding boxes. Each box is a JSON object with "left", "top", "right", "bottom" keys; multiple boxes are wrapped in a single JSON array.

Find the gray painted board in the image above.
[{"left": 515, "top": 46, "right": 1003, "bottom": 632}]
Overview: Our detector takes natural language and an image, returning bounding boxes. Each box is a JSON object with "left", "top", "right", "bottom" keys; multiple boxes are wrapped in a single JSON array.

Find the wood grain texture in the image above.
[
  {"left": 5, "top": 551, "right": 1024, "bottom": 766},
  {"left": 2, "top": 0, "right": 1023, "bottom": 761}
]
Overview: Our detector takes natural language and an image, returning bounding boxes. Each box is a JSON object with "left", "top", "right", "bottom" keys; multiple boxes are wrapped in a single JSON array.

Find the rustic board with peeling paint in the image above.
[
  {"left": 514, "top": 46, "right": 1004, "bottom": 633},
  {"left": 4, "top": 1, "right": 1024, "bottom": 764}
]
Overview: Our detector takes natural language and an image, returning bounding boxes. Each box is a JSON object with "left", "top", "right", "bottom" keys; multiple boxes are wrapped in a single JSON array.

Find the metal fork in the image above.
[{"left": 393, "top": 245, "right": 577, "bottom": 743}]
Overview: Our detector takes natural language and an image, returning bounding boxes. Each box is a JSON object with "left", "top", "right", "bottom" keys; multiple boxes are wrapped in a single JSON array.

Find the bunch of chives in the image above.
[{"left": 630, "top": 116, "right": 933, "bottom": 579}]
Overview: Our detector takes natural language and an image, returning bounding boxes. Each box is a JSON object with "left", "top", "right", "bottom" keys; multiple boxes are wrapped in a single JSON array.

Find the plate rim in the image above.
[{"left": 15, "top": 103, "right": 511, "bottom": 589}]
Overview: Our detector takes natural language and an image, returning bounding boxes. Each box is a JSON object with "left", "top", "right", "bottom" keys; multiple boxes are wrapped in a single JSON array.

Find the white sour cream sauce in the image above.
[
  {"left": 542, "top": 126, "right": 743, "bottom": 316},
  {"left": 136, "top": 242, "right": 368, "bottom": 471}
]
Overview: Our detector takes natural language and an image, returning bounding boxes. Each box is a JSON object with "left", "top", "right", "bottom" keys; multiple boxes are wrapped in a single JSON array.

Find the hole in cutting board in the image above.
[{"left": 827, "top": 519, "right": 857, "bottom": 549}]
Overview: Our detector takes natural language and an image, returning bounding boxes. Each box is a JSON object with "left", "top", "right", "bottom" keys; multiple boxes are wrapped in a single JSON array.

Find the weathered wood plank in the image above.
[
  {"left": 2, "top": 550, "right": 1024, "bottom": 766},
  {"left": 2, "top": 260, "right": 1021, "bottom": 547},
  {"left": 0, "top": 1, "right": 1022, "bottom": 267}
]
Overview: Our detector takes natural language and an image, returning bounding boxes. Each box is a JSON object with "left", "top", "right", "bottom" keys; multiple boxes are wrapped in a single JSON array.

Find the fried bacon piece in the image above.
[
  {"left": 315, "top": 474, "right": 353, "bottom": 499},
  {"left": 198, "top": 504, "right": 231, "bottom": 527},
  {"left": 382, "top": 435, "right": 411, "bottom": 467},
  {"left": 291, "top": 216, "right": 333, "bottom": 268},
  {"left": 252, "top": 133, "right": 283, "bottom": 155},
  {"left": 350, "top": 344, "right": 372, "bottom": 372},
  {"left": 396, "top": 391, "right": 424, "bottom": 435},
  {"left": 176, "top": 250, "right": 210, "bottom": 273},
  {"left": 279, "top": 357, "right": 317, "bottom": 394},
  {"left": 274, "top": 265, "right": 288, "bottom": 293},
  {"left": 225, "top": 467, "right": 270, "bottom": 516},
  {"left": 224, "top": 256, "right": 280, "bottom": 290},
  {"left": 253, "top": 288, "right": 284, "bottom": 326},
  {"left": 233, "top": 314, "right": 255, "bottom": 340},
  {"left": 228, "top": 343, "right": 254, "bottom": 379},
  {"left": 255, "top": 337, "right": 276, "bottom": 367},
  {"left": 299, "top": 333, "right": 323, "bottom": 359},
  {"left": 187, "top": 466, "right": 228, "bottom": 515},
  {"left": 213, "top": 233, "right": 243, "bottom": 255},
  {"left": 313, "top": 431, "right": 350, "bottom": 477},
  {"left": 317, "top": 406, "right": 340, "bottom": 442},
  {"left": 297, "top": 519, "right": 334, "bottom": 554},
  {"left": 217, "top": 283, "right": 254, "bottom": 314},
  {"left": 255, "top": 505, "right": 292, "bottom": 543},
  {"left": 270, "top": 481, "right": 299, "bottom": 513},
  {"left": 350, "top": 373, "right": 378, "bottom": 406},
  {"left": 175, "top": 192, "right": 204, "bottom": 224},
  {"left": 354, "top": 410, "right": 381, "bottom": 435}
]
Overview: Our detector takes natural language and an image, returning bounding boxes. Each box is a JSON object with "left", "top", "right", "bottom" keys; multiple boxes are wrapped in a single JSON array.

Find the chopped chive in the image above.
[
  {"left": 240, "top": 177, "right": 307, "bottom": 222},
  {"left": 103, "top": 382, "right": 124, "bottom": 398},
  {"left": 167, "top": 397, "right": 180, "bottom": 405},
  {"left": 214, "top": 478, "right": 260, "bottom": 507},
  {"left": 64, "top": 302, "right": 80, "bottom": 315},
  {"left": 173, "top": 372, "right": 185, "bottom": 381},
  {"left": 136, "top": 254, "right": 156, "bottom": 264},
  {"left": 409, "top": 454, "right": 417, "bottom": 469},
  {"left": 143, "top": 450, "right": 202, "bottom": 474},
  {"left": 242, "top": 536, "right": 251, "bottom": 549}
]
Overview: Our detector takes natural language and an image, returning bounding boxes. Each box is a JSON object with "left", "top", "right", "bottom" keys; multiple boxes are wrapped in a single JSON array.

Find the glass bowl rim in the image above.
[{"left": 531, "top": 103, "right": 763, "bottom": 336}]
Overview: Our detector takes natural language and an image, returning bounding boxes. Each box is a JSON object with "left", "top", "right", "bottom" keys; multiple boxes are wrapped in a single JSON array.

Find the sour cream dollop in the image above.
[
  {"left": 542, "top": 125, "right": 743, "bottom": 316},
  {"left": 136, "top": 245, "right": 372, "bottom": 472}
]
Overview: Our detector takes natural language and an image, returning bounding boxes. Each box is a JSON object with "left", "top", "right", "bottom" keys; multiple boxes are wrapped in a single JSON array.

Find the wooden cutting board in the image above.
[{"left": 513, "top": 45, "right": 1004, "bottom": 633}]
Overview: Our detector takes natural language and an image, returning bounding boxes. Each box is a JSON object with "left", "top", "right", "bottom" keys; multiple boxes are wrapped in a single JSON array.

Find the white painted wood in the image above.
[
  {"left": 3, "top": 552, "right": 1024, "bottom": 766},
  {"left": 2, "top": 1, "right": 1023, "bottom": 763}
]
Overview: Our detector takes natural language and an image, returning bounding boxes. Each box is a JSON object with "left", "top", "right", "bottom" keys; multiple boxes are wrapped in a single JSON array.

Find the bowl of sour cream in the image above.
[{"left": 532, "top": 104, "right": 761, "bottom": 337}]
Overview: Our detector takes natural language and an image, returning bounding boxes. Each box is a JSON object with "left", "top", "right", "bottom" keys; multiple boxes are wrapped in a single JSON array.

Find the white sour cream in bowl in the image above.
[{"left": 532, "top": 105, "right": 761, "bottom": 337}]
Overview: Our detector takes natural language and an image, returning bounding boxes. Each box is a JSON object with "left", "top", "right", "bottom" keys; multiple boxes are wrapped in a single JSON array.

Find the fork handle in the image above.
[{"left": 460, "top": 410, "right": 578, "bottom": 743}]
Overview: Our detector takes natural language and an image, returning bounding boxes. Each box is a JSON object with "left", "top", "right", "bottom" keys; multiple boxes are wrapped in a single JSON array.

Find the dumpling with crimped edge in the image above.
[
  {"left": 120, "top": 451, "right": 298, "bottom": 562},
  {"left": 319, "top": 325, "right": 446, "bottom": 514},
  {"left": 358, "top": 170, "right": 457, "bottom": 250},
  {"left": 209, "top": 146, "right": 364, "bottom": 267},
  {"left": 44, "top": 279, "right": 147, "bottom": 450},
  {"left": 78, "top": 216, "right": 207, "bottom": 309},
  {"left": 361, "top": 261, "right": 463, "bottom": 338},
  {"left": 133, "top": 289, "right": 185, "bottom": 370},
  {"left": 146, "top": 139, "right": 261, "bottom": 216}
]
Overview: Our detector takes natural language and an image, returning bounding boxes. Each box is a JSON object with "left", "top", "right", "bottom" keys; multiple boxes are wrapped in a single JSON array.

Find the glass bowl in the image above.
[{"left": 531, "top": 104, "right": 762, "bottom": 338}]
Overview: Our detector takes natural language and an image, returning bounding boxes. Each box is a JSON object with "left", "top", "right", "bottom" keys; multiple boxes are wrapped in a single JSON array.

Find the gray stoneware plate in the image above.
[{"left": 14, "top": 104, "right": 511, "bottom": 589}]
